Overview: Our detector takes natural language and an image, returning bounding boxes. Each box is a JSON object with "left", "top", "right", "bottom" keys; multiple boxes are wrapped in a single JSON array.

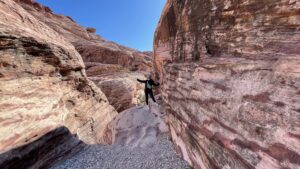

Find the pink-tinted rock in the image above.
[
  {"left": 85, "top": 62, "right": 125, "bottom": 76},
  {"left": 91, "top": 73, "right": 148, "bottom": 112},
  {"left": 154, "top": 0, "right": 300, "bottom": 169},
  {"left": 0, "top": 0, "right": 117, "bottom": 167},
  {"left": 15, "top": 0, "right": 154, "bottom": 112},
  {"left": 107, "top": 95, "right": 168, "bottom": 148},
  {"left": 17, "top": 0, "right": 153, "bottom": 72}
]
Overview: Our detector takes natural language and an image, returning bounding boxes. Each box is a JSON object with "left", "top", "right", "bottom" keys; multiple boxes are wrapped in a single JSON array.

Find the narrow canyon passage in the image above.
[
  {"left": 51, "top": 99, "right": 189, "bottom": 169},
  {"left": 0, "top": 0, "right": 299, "bottom": 169},
  {"left": 0, "top": 0, "right": 189, "bottom": 168}
]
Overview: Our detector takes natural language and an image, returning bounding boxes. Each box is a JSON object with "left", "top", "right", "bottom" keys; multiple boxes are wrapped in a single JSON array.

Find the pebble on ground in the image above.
[{"left": 51, "top": 135, "right": 189, "bottom": 169}]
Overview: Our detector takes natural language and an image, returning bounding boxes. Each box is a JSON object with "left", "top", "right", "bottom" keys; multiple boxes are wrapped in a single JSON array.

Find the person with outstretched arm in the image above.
[{"left": 137, "top": 75, "right": 160, "bottom": 105}]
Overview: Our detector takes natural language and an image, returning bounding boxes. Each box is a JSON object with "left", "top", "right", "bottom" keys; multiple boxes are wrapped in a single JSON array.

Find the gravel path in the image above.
[
  {"left": 52, "top": 99, "right": 189, "bottom": 169},
  {"left": 51, "top": 135, "right": 189, "bottom": 169}
]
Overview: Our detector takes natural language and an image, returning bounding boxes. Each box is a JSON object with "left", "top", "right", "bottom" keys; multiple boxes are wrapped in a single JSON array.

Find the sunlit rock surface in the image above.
[
  {"left": 16, "top": 0, "right": 153, "bottom": 112},
  {"left": 154, "top": 0, "right": 300, "bottom": 168},
  {"left": 107, "top": 96, "right": 168, "bottom": 147},
  {"left": 0, "top": 0, "right": 117, "bottom": 167}
]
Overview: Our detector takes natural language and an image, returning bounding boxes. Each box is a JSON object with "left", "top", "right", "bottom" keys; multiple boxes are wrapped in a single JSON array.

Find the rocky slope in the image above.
[
  {"left": 107, "top": 96, "right": 168, "bottom": 147},
  {"left": 154, "top": 0, "right": 300, "bottom": 169},
  {"left": 51, "top": 97, "right": 189, "bottom": 169},
  {"left": 16, "top": 0, "right": 153, "bottom": 112},
  {"left": 0, "top": 0, "right": 117, "bottom": 168}
]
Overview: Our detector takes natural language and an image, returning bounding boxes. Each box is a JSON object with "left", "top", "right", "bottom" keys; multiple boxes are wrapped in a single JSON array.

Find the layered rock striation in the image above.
[
  {"left": 16, "top": 0, "right": 153, "bottom": 112},
  {"left": 0, "top": 0, "right": 117, "bottom": 167},
  {"left": 17, "top": 0, "right": 152, "bottom": 71},
  {"left": 154, "top": 0, "right": 300, "bottom": 169}
]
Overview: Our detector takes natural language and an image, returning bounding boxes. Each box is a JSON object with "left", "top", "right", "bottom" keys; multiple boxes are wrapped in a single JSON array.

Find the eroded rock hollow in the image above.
[{"left": 154, "top": 0, "right": 300, "bottom": 168}]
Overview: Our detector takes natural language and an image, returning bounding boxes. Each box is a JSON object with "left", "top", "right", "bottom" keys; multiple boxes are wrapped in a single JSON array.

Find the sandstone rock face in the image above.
[
  {"left": 85, "top": 63, "right": 149, "bottom": 112},
  {"left": 83, "top": 53, "right": 152, "bottom": 112},
  {"left": 107, "top": 96, "right": 168, "bottom": 148},
  {"left": 0, "top": 0, "right": 117, "bottom": 167},
  {"left": 17, "top": 0, "right": 153, "bottom": 72},
  {"left": 90, "top": 72, "right": 147, "bottom": 112},
  {"left": 154, "top": 0, "right": 300, "bottom": 169},
  {"left": 16, "top": 0, "right": 153, "bottom": 112}
]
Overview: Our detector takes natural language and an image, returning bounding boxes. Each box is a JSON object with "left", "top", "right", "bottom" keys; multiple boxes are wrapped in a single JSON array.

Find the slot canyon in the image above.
[{"left": 0, "top": 0, "right": 299, "bottom": 169}]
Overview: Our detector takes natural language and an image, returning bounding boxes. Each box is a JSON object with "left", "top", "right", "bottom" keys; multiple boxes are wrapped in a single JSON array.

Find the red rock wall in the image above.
[
  {"left": 0, "top": 0, "right": 117, "bottom": 167},
  {"left": 15, "top": 0, "right": 153, "bottom": 112},
  {"left": 17, "top": 0, "right": 153, "bottom": 72},
  {"left": 154, "top": 0, "right": 300, "bottom": 168}
]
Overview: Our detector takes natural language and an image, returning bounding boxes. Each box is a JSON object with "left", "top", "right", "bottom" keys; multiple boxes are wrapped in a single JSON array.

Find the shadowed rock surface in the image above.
[
  {"left": 154, "top": 0, "right": 300, "bottom": 169},
  {"left": 0, "top": 127, "right": 85, "bottom": 169},
  {"left": 0, "top": 0, "right": 117, "bottom": 167},
  {"left": 90, "top": 72, "right": 148, "bottom": 112}
]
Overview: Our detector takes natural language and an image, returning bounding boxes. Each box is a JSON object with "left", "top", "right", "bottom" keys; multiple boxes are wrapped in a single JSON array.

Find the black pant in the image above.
[{"left": 145, "top": 89, "right": 156, "bottom": 105}]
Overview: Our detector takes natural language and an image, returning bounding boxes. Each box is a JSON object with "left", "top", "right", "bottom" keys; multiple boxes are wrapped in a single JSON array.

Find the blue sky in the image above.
[{"left": 36, "top": 0, "right": 166, "bottom": 51}]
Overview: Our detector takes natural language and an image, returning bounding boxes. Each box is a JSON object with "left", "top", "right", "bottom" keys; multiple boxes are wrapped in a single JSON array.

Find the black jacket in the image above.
[{"left": 137, "top": 78, "right": 159, "bottom": 90}]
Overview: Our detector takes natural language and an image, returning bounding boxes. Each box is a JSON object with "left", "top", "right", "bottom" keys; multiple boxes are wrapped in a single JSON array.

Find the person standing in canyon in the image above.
[{"left": 137, "top": 74, "right": 160, "bottom": 106}]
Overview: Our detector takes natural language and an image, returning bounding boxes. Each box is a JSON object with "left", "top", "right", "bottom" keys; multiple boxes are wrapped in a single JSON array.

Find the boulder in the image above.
[{"left": 107, "top": 95, "right": 168, "bottom": 148}]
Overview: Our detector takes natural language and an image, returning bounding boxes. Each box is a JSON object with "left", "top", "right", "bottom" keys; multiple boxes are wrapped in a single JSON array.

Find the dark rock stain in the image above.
[{"left": 243, "top": 92, "right": 271, "bottom": 103}]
